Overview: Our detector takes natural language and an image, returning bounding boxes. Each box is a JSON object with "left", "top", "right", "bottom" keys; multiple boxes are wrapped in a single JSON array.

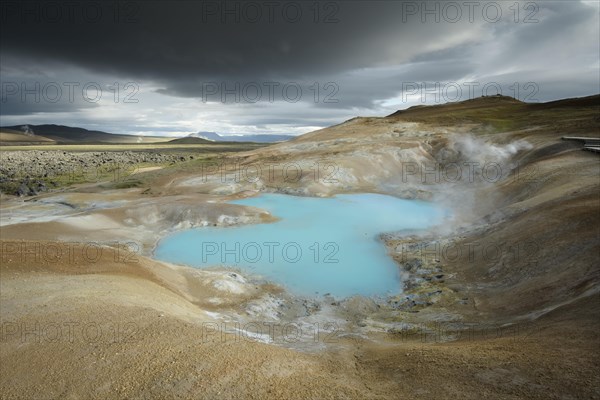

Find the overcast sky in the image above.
[{"left": 1, "top": 0, "right": 598, "bottom": 137}]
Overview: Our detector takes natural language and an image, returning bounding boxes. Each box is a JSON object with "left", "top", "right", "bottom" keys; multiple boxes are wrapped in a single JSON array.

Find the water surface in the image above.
[{"left": 154, "top": 193, "right": 443, "bottom": 298}]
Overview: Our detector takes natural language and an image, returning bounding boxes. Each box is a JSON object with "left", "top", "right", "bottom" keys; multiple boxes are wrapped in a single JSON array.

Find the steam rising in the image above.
[
  {"left": 449, "top": 135, "right": 533, "bottom": 165},
  {"left": 430, "top": 134, "right": 533, "bottom": 228},
  {"left": 19, "top": 125, "right": 34, "bottom": 136}
]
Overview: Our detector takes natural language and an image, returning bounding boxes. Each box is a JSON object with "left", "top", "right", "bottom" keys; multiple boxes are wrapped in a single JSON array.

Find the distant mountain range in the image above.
[
  {"left": 0, "top": 124, "right": 167, "bottom": 144},
  {"left": 190, "top": 132, "right": 294, "bottom": 143},
  {"left": 0, "top": 124, "right": 295, "bottom": 145}
]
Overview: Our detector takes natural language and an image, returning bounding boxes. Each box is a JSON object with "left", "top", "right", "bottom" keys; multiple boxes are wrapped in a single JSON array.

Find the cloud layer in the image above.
[{"left": 1, "top": 0, "right": 598, "bottom": 135}]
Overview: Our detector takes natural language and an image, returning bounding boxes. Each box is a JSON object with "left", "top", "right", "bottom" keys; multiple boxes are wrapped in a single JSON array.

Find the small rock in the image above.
[{"left": 15, "top": 183, "right": 29, "bottom": 196}]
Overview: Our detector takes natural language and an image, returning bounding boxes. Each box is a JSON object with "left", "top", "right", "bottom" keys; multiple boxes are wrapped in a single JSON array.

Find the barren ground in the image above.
[{"left": 1, "top": 96, "right": 599, "bottom": 399}]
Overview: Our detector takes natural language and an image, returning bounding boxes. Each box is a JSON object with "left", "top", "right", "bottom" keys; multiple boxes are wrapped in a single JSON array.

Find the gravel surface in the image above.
[{"left": 0, "top": 150, "right": 194, "bottom": 195}]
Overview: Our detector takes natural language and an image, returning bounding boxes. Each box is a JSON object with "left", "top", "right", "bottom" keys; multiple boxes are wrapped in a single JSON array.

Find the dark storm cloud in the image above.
[
  {"left": 0, "top": 0, "right": 598, "bottom": 133},
  {"left": 0, "top": 64, "right": 100, "bottom": 115},
  {"left": 1, "top": 1, "right": 596, "bottom": 86},
  {"left": 150, "top": 56, "right": 475, "bottom": 109},
  {"left": 0, "top": 96, "right": 97, "bottom": 115},
  {"left": 0, "top": 1, "right": 408, "bottom": 76},
  {"left": 0, "top": 1, "right": 487, "bottom": 96}
]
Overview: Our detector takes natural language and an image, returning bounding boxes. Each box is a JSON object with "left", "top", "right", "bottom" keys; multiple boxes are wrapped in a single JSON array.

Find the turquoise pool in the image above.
[{"left": 154, "top": 193, "right": 444, "bottom": 298}]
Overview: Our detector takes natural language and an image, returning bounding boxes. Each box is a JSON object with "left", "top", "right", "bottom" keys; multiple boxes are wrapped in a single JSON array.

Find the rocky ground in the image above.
[{"left": 0, "top": 150, "right": 197, "bottom": 196}]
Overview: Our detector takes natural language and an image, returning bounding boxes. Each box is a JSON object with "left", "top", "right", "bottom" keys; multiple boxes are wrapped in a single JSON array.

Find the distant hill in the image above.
[
  {"left": 289, "top": 94, "right": 600, "bottom": 144},
  {"left": 192, "top": 131, "right": 294, "bottom": 143},
  {"left": 387, "top": 94, "right": 600, "bottom": 119},
  {"left": 382, "top": 94, "right": 600, "bottom": 132},
  {"left": 0, "top": 125, "right": 295, "bottom": 145},
  {"left": 0, "top": 124, "right": 168, "bottom": 144},
  {"left": 167, "top": 137, "right": 213, "bottom": 144},
  {"left": 0, "top": 129, "right": 57, "bottom": 145},
  {"left": 387, "top": 95, "right": 525, "bottom": 118}
]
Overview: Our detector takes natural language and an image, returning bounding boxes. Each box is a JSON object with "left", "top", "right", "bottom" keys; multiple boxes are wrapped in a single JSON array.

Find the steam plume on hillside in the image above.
[{"left": 430, "top": 135, "right": 533, "bottom": 229}]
